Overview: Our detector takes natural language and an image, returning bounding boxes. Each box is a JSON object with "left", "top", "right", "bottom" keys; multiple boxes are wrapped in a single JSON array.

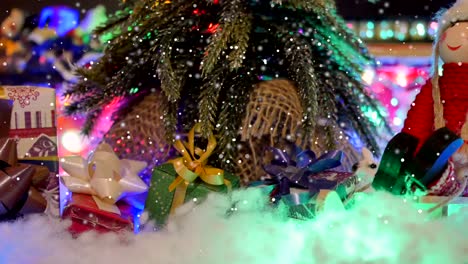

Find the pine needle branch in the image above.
[
  {"left": 216, "top": 70, "right": 255, "bottom": 170},
  {"left": 202, "top": 0, "right": 251, "bottom": 75},
  {"left": 82, "top": 108, "right": 103, "bottom": 136},
  {"left": 228, "top": 14, "right": 252, "bottom": 69},
  {"left": 156, "top": 41, "right": 182, "bottom": 102},
  {"left": 152, "top": 11, "right": 192, "bottom": 102},
  {"left": 93, "top": 9, "right": 132, "bottom": 35},
  {"left": 271, "top": 0, "right": 332, "bottom": 11},
  {"left": 160, "top": 96, "right": 178, "bottom": 142},
  {"left": 317, "top": 73, "right": 339, "bottom": 149},
  {"left": 199, "top": 66, "right": 225, "bottom": 137},
  {"left": 281, "top": 30, "right": 319, "bottom": 139}
]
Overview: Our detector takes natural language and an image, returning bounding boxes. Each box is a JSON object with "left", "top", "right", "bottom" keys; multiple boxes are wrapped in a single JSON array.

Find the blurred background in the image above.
[{"left": 1, "top": 0, "right": 454, "bottom": 20}]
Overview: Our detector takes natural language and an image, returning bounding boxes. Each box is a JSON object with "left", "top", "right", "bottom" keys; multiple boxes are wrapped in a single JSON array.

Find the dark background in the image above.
[
  {"left": 336, "top": 0, "right": 453, "bottom": 20},
  {"left": 0, "top": 0, "right": 455, "bottom": 20}
]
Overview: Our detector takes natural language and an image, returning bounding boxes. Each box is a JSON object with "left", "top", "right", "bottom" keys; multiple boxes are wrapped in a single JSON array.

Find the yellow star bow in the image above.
[
  {"left": 168, "top": 123, "right": 230, "bottom": 214},
  {"left": 60, "top": 143, "right": 148, "bottom": 214}
]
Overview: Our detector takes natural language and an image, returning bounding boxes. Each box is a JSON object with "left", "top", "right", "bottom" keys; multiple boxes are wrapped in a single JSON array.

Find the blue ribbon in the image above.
[{"left": 261, "top": 146, "right": 343, "bottom": 205}]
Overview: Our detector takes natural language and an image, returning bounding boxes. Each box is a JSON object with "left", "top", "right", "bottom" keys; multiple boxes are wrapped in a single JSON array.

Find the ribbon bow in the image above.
[
  {"left": 60, "top": 143, "right": 148, "bottom": 214},
  {"left": 263, "top": 146, "right": 343, "bottom": 204},
  {"left": 0, "top": 99, "right": 47, "bottom": 219},
  {"left": 167, "top": 123, "right": 230, "bottom": 214},
  {"left": 0, "top": 138, "right": 47, "bottom": 219}
]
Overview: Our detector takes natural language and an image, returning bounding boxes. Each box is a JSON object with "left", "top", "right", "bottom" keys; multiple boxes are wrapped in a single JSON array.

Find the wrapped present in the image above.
[
  {"left": 0, "top": 99, "right": 49, "bottom": 220},
  {"left": 147, "top": 164, "right": 240, "bottom": 225},
  {"left": 145, "top": 124, "right": 240, "bottom": 225},
  {"left": 60, "top": 192, "right": 136, "bottom": 234},
  {"left": 254, "top": 146, "right": 357, "bottom": 219},
  {"left": 59, "top": 143, "right": 148, "bottom": 234},
  {"left": 1, "top": 86, "right": 58, "bottom": 173},
  {"left": 263, "top": 147, "right": 357, "bottom": 200}
]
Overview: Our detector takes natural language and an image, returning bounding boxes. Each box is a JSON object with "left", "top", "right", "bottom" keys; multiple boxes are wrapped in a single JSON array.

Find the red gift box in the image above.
[
  {"left": 62, "top": 193, "right": 135, "bottom": 235},
  {"left": 58, "top": 142, "right": 149, "bottom": 235}
]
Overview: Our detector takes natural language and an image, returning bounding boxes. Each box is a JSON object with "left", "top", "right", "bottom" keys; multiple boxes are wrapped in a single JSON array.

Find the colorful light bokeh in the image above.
[
  {"left": 56, "top": 84, "right": 121, "bottom": 159},
  {"left": 364, "top": 57, "right": 431, "bottom": 132},
  {"left": 38, "top": 6, "right": 80, "bottom": 37},
  {"left": 348, "top": 20, "right": 438, "bottom": 42}
]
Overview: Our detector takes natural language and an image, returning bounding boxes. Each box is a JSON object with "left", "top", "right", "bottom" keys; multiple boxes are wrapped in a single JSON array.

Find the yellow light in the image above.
[{"left": 61, "top": 129, "right": 88, "bottom": 153}]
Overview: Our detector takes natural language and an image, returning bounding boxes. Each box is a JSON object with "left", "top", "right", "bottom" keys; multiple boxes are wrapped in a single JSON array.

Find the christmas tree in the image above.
[{"left": 65, "top": 0, "right": 390, "bottom": 173}]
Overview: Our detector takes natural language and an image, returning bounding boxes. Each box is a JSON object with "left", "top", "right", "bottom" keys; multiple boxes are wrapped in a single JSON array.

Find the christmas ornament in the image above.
[{"left": 373, "top": 0, "right": 468, "bottom": 197}]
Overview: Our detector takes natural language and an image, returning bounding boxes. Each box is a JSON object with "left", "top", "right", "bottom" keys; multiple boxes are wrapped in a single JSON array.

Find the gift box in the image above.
[
  {"left": 60, "top": 185, "right": 136, "bottom": 234},
  {"left": 308, "top": 171, "right": 357, "bottom": 201},
  {"left": 252, "top": 183, "right": 316, "bottom": 219},
  {"left": 59, "top": 143, "right": 148, "bottom": 234},
  {"left": 0, "top": 99, "right": 49, "bottom": 220},
  {"left": 255, "top": 147, "right": 357, "bottom": 219},
  {"left": 252, "top": 183, "right": 346, "bottom": 220},
  {"left": 146, "top": 163, "right": 240, "bottom": 225},
  {"left": 145, "top": 124, "right": 241, "bottom": 225},
  {"left": 1, "top": 86, "right": 58, "bottom": 174}
]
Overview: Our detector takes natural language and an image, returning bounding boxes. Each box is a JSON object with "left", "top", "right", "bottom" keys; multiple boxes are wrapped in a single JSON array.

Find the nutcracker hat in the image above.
[{"left": 431, "top": 0, "right": 468, "bottom": 138}]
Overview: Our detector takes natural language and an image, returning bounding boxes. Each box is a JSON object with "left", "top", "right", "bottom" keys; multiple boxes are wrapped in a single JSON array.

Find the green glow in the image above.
[
  {"left": 380, "top": 31, "right": 387, "bottom": 39},
  {"left": 379, "top": 22, "right": 390, "bottom": 39},
  {"left": 361, "top": 105, "right": 386, "bottom": 126},
  {"left": 100, "top": 27, "right": 122, "bottom": 43},
  {"left": 386, "top": 30, "right": 394, "bottom": 38},
  {"left": 416, "top": 23, "right": 426, "bottom": 36},
  {"left": 396, "top": 34, "right": 404, "bottom": 40}
]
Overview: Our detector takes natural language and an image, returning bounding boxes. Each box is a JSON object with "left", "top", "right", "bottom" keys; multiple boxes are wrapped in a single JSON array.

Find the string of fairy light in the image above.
[{"left": 347, "top": 20, "right": 438, "bottom": 42}]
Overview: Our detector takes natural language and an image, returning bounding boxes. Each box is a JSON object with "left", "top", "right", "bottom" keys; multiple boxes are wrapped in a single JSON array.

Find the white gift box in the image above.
[{"left": 1, "top": 86, "right": 58, "bottom": 169}]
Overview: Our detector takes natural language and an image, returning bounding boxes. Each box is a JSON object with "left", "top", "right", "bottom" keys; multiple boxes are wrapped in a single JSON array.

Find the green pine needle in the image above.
[
  {"left": 199, "top": 66, "right": 225, "bottom": 137},
  {"left": 281, "top": 31, "right": 319, "bottom": 138},
  {"left": 202, "top": 0, "right": 251, "bottom": 75}
]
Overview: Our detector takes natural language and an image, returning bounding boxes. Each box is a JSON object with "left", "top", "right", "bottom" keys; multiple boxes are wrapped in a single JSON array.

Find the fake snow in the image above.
[{"left": 0, "top": 190, "right": 466, "bottom": 264}]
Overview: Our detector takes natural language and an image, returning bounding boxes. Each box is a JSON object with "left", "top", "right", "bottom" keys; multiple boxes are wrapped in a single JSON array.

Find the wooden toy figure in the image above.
[{"left": 373, "top": 0, "right": 468, "bottom": 196}]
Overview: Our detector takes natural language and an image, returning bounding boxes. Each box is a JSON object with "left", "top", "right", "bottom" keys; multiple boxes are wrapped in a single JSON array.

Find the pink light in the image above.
[{"left": 91, "top": 97, "right": 123, "bottom": 136}]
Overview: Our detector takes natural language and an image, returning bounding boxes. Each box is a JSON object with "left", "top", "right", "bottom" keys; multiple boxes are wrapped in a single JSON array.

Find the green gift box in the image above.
[{"left": 145, "top": 163, "right": 240, "bottom": 225}]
